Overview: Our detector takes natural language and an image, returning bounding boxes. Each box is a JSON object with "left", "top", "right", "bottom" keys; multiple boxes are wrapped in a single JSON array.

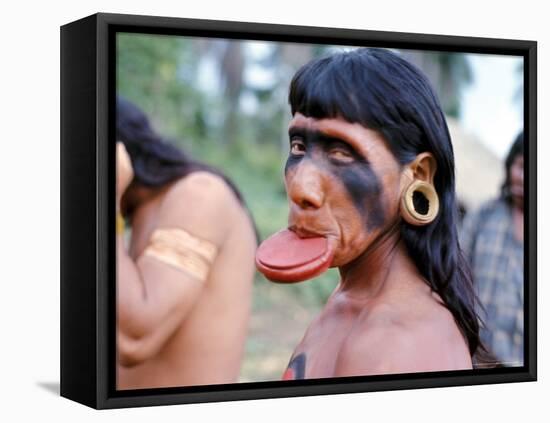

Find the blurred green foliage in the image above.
[{"left": 117, "top": 33, "right": 213, "bottom": 152}]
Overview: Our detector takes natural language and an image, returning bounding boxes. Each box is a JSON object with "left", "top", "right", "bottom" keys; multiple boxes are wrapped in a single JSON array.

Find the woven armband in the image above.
[{"left": 141, "top": 228, "right": 218, "bottom": 282}]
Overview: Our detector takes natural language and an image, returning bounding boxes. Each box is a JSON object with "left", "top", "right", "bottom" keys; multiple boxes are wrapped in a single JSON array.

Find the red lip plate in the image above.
[
  {"left": 256, "top": 229, "right": 327, "bottom": 269},
  {"left": 255, "top": 229, "right": 334, "bottom": 283}
]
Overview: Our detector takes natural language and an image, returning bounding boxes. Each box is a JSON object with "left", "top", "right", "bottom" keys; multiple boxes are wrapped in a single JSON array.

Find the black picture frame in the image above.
[{"left": 60, "top": 12, "right": 537, "bottom": 409}]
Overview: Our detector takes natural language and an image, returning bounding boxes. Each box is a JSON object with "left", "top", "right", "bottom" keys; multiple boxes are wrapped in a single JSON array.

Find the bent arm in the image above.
[
  {"left": 116, "top": 173, "right": 235, "bottom": 367},
  {"left": 117, "top": 236, "right": 207, "bottom": 366}
]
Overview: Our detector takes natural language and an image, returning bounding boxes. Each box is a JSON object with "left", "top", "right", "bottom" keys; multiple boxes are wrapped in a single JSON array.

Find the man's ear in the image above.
[
  {"left": 409, "top": 152, "right": 437, "bottom": 184},
  {"left": 399, "top": 152, "right": 440, "bottom": 226}
]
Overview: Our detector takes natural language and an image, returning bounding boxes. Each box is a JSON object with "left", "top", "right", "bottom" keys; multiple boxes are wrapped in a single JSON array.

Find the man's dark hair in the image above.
[
  {"left": 116, "top": 95, "right": 244, "bottom": 210},
  {"left": 289, "top": 48, "right": 481, "bottom": 356},
  {"left": 501, "top": 131, "right": 524, "bottom": 202}
]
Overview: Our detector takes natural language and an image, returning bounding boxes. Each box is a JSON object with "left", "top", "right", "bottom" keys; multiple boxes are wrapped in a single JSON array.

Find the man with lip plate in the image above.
[{"left": 256, "top": 48, "right": 482, "bottom": 379}]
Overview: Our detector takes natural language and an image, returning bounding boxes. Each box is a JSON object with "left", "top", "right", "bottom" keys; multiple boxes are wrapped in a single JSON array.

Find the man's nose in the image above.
[{"left": 287, "top": 160, "right": 325, "bottom": 210}]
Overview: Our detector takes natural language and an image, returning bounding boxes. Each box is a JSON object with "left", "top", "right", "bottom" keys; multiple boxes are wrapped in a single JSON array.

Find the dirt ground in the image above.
[{"left": 238, "top": 281, "right": 326, "bottom": 383}]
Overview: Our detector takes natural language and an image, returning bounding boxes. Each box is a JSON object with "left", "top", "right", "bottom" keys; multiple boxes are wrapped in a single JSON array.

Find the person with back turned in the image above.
[{"left": 116, "top": 97, "right": 257, "bottom": 389}]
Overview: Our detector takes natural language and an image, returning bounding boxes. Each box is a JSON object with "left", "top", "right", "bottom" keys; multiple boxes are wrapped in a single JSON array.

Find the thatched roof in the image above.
[{"left": 447, "top": 117, "right": 504, "bottom": 211}]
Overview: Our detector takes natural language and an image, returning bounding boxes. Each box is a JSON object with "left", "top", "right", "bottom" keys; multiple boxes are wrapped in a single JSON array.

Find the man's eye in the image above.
[
  {"left": 290, "top": 141, "right": 306, "bottom": 156},
  {"left": 329, "top": 148, "right": 354, "bottom": 162}
]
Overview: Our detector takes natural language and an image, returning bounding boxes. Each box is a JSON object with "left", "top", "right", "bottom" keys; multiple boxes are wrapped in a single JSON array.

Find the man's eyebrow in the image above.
[
  {"left": 288, "top": 127, "right": 307, "bottom": 138},
  {"left": 287, "top": 127, "right": 368, "bottom": 161},
  {"left": 288, "top": 127, "right": 349, "bottom": 142}
]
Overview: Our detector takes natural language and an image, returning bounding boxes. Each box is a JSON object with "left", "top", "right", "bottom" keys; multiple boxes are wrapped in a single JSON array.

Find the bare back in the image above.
[{"left": 117, "top": 171, "right": 256, "bottom": 389}]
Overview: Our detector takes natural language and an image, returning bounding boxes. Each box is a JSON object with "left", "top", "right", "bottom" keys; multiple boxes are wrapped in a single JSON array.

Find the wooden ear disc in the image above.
[{"left": 401, "top": 180, "right": 439, "bottom": 226}]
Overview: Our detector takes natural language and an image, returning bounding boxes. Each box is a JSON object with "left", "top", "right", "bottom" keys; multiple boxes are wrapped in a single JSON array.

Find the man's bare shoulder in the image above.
[
  {"left": 334, "top": 297, "right": 472, "bottom": 376},
  {"left": 157, "top": 171, "right": 242, "bottom": 245}
]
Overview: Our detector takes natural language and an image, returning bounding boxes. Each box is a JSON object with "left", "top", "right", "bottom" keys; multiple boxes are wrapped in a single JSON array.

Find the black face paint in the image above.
[
  {"left": 284, "top": 147, "right": 302, "bottom": 175},
  {"left": 333, "top": 159, "right": 385, "bottom": 230},
  {"left": 282, "top": 353, "right": 306, "bottom": 380},
  {"left": 285, "top": 128, "right": 386, "bottom": 231}
]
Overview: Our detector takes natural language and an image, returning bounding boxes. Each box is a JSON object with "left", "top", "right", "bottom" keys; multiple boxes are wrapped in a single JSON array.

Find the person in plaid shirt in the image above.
[{"left": 461, "top": 132, "right": 524, "bottom": 367}]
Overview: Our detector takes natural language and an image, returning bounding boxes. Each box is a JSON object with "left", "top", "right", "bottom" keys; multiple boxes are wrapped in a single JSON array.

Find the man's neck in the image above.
[{"left": 337, "top": 222, "right": 414, "bottom": 299}]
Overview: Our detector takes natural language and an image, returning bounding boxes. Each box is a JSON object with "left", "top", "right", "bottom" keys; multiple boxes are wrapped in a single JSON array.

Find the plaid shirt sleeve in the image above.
[{"left": 459, "top": 199, "right": 524, "bottom": 367}]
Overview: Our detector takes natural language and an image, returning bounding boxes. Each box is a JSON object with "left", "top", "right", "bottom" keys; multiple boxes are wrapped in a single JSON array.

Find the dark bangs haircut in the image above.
[
  {"left": 289, "top": 48, "right": 481, "bottom": 356},
  {"left": 116, "top": 96, "right": 245, "bottom": 212}
]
